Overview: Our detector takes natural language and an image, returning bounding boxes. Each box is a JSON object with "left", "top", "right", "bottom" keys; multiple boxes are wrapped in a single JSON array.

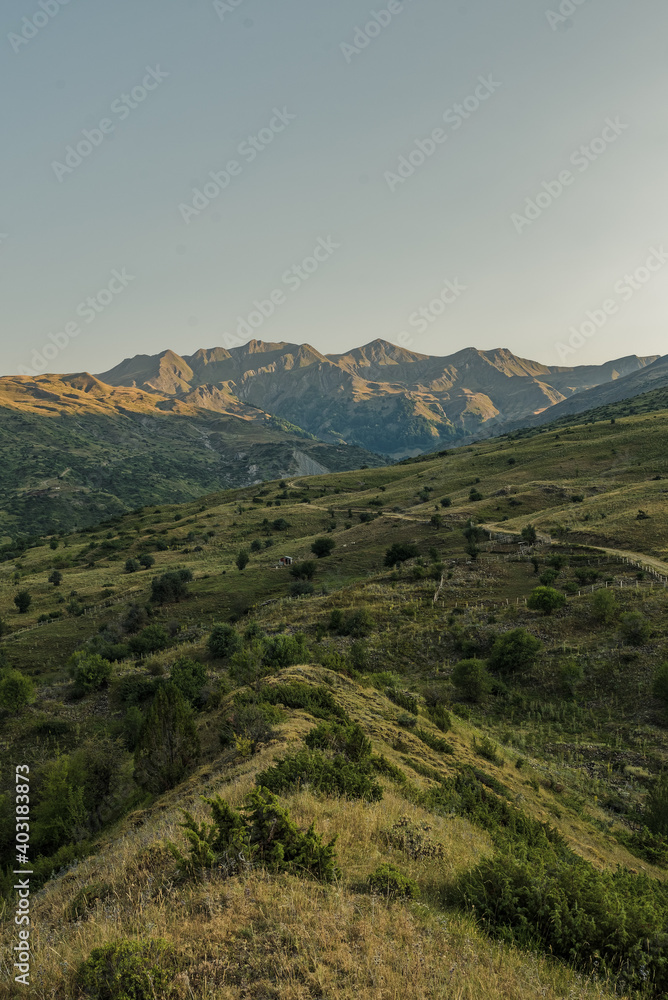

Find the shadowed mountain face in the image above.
[{"left": 97, "top": 339, "right": 659, "bottom": 457}]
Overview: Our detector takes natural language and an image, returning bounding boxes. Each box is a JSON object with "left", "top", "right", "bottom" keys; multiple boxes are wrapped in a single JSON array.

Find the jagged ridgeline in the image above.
[{"left": 0, "top": 399, "right": 667, "bottom": 998}]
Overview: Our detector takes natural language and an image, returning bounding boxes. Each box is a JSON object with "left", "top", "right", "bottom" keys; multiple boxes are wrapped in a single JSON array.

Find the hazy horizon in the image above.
[{"left": 2, "top": 0, "right": 667, "bottom": 377}]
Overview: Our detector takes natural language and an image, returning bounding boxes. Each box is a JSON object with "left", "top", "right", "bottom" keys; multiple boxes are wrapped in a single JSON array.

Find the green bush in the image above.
[
  {"left": 207, "top": 623, "right": 241, "bottom": 659},
  {"left": 304, "top": 720, "right": 372, "bottom": 761},
  {"left": 646, "top": 774, "right": 668, "bottom": 837},
  {"left": 68, "top": 651, "right": 113, "bottom": 695},
  {"left": 169, "top": 787, "right": 340, "bottom": 882},
  {"left": 128, "top": 624, "right": 169, "bottom": 657},
  {"left": 653, "top": 662, "right": 668, "bottom": 710},
  {"left": 0, "top": 668, "right": 35, "bottom": 714},
  {"left": 619, "top": 611, "right": 650, "bottom": 647},
  {"left": 367, "top": 863, "right": 418, "bottom": 899},
  {"left": 311, "top": 537, "right": 336, "bottom": 558},
  {"left": 67, "top": 881, "right": 113, "bottom": 921},
  {"left": 169, "top": 657, "right": 207, "bottom": 705},
  {"left": 220, "top": 700, "right": 283, "bottom": 752},
  {"left": 591, "top": 588, "right": 618, "bottom": 624},
  {"left": 386, "top": 687, "right": 418, "bottom": 714},
  {"left": 256, "top": 747, "right": 383, "bottom": 802},
  {"left": 133, "top": 683, "right": 200, "bottom": 793},
  {"left": 254, "top": 682, "right": 348, "bottom": 721},
  {"left": 451, "top": 658, "right": 491, "bottom": 703},
  {"left": 426, "top": 703, "right": 452, "bottom": 733},
  {"left": 74, "top": 938, "right": 178, "bottom": 1000},
  {"left": 384, "top": 543, "right": 419, "bottom": 567},
  {"left": 527, "top": 586, "right": 566, "bottom": 616},
  {"left": 150, "top": 569, "right": 192, "bottom": 604},
  {"left": 415, "top": 728, "right": 453, "bottom": 754},
  {"left": 488, "top": 629, "right": 542, "bottom": 675},
  {"left": 262, "top": 632, "right": 308, "bottom": 669},
  {"left": 290, "top": 560, "right": 316, "bottom": 580}
]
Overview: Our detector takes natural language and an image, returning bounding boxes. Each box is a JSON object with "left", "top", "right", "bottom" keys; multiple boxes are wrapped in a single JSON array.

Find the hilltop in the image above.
[{"left": 0, "top": 401, "right": 667, "bottom": 997}]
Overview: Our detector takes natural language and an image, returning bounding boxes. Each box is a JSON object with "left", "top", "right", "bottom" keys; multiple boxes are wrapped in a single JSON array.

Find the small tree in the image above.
[
  {"left": 451, "top": 658, "right": 491, "bottom": 703},
  {"left": 290, "top": 560, "right": 316, "bottom": 580},
  {"left": 521, "top": 524, "right": 537, "bottom": 545},
  {"left": 527, "top": 586, "right": 566, "bottom": 616},
  {"left": 170, "top": 657, "right": 207, "bottom": 704},
  {"left": 207, "top": 624, "right": 241, "bottom": 659},
  {"left": 384, "top": 542, "right": 419, "bottom": 567},
  {"left": 134, "top": 683, "right": 200, "bottom": 793},
  {"left": 0, "top": 669, "right": 36, "bottom": 714},
  {"left": 646, "top": 774, "right": 668, "bottom": 837},
  {"left": 151, "top": 570, "right": 193, "bottom": 604},
  {"left": 311, "top": 537, "right": 336, "bottom": 559},
  {"left": 68, "top": 651, "right": 113, "bottom": 695},
  {"left": 14, "top": 591, "right": 31, "bottom": 614},
  {"left": 48, "top": 570, "right": 63, "bottom": 587},
  {"left": 591, "top": 588, "right": 618, "bottom": 624},
  {"left": 463, "top": 521, "right": 485, "bottom": 561},
  {"left": 619, "top": 611, "right": 650, "bottom": 647},
  {"left": 652, "top": 663, "right": 668, "bottom": 710},
  {"left": 139, "top": 554, "right": 155, "bottom": 570},
  {"left": 489, "top": 628, "right": 542, "bottom": 675},
  {"left": 125, "top": 558, "right": 140, "bottom": 574},
  {"left": 236, "top": 549, "right": 250, "bottom": 572}
]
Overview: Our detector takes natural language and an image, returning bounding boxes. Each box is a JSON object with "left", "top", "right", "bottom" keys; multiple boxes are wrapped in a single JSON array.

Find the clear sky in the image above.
[{"left": 1, "top": 0, "right": 667, "bottom": 377}]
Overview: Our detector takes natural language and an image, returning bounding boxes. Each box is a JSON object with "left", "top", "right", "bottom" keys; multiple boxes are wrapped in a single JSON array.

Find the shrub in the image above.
[
  {"left": 207, "top": 623, "right": 241, "bottom": 659},
  {"left": 67, "top": 881, "right": 113, "bottom": 921},
  {"left": 290, "top": 560, "right": 316, "bottom": 580},
  {"left": 68, "top": 651, "right": 113, "bottom": 695},
  {"left": 14, "top": 591, "right": 31, "bottom": 614},
  {"left": 619, "top": 611, "right": 650, "bottom": 647},
  {"left": 367, "top": 863, "right": 418, "bottom": 899},
  {"left": 169, "top": 787, "right": 340, "bottom": 882},
  {"left": 139, "top": 554, "right": 155, "bottom": 569},
  {"left": 473, "top": 735, "right": 502, "bottom": 765},
  {"left": 386, "top": 687, "right": 419, "bottom": 714},
  {"left": 257, "top": 747, "right": 383, "bottom": 802},
  {"left": 291, "top": 580, "right": 315, "bottom": 597},
  {"left": 527, "top": 586, "right": 566, "bottom": 616},
  {"left": 169, "top": 657, "right": 207, "bottom": 704},
  {"left": 488, "top": 629, "right": 542, "bottom": 675},
  {"left": 150, "top": 569, "right": 192, "bottom": 604},
  {"left": 521, "top": 524, "right": 537, "bottom": 544},
  {"left": 128, "top": 624, "right": 169, "bottom": 657},
  {"left": 0, "top": 669, "right": 35, "bottom": 714},
  {"left": 415, "top": 728, "right": 453, "bottom": 754},
  {"left": 220, "top": 701, "right": 283, "bottom": 752},
  {"left": 236, "top": 549, "right": 250, "bottom": 571},
  {"left": 262, "top": 632, "right": 308, "bottom": 669},
  {"left": 254, "top": 682, "right": 348, "bottom": 721},
  {"left": 304, "top": 720, "right": 372, "bottom": 761},
  {"left": 134, "top": 683, "right": 200, "bottom": 793},
  {"left": 559, "top": 658, "right": 584, "bottom": 697},
  {"left": 451, "top": 658, "right": 491, "bottom": 703},
  {"left": 311, "top": 537, "right": 336, "bottom": 558},
  {"left": 48, "top": 570, "right": 63, "bottom": 587},
  {"left": 330, "top": 608, "right": 375, "bottom": 637},
  {"left": 653, "top": 663, "right": 668, "bottom": 710},
  {"left": 426, "top": 703, "right": 452, "bottom": 733},
  {"left": 74, "top": 939, "right": 178, "bottom": 1000},
  {"left": 646, "top": 774, "right": 668, "bottom": 837},
  {"left": 124, "top": 558, "right": 140, "bottom": 574},
  {"left": 384, "top": 543, "right": 419, "bottom": 567},
  {"left": 591, "top": 587, "right": 618, "bottom": 623}
]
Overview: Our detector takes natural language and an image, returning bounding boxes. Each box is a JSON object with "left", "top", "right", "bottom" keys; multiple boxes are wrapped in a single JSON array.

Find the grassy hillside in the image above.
[{"left": 0, "top": 404, "right": 667, "bottom": 998}]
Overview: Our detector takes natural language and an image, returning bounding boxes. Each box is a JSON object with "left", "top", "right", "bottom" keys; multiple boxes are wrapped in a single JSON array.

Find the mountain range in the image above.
[
  {"left": 1, "top": 339, "right": 666, "bottom": 538},
  {"left": 96, "top": 339, "right": 663, "bottom": 455}
]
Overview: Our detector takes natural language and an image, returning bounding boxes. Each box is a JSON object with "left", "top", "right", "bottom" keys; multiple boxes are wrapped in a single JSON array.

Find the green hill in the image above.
[{"left": 0, "top": 404, "right": 667, "bottom": 998}]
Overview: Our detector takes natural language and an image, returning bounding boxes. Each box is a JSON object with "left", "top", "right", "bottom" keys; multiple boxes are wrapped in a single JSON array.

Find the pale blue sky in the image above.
[{"left": 1, "top": 0, "right": 667, "bottom": 376}]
